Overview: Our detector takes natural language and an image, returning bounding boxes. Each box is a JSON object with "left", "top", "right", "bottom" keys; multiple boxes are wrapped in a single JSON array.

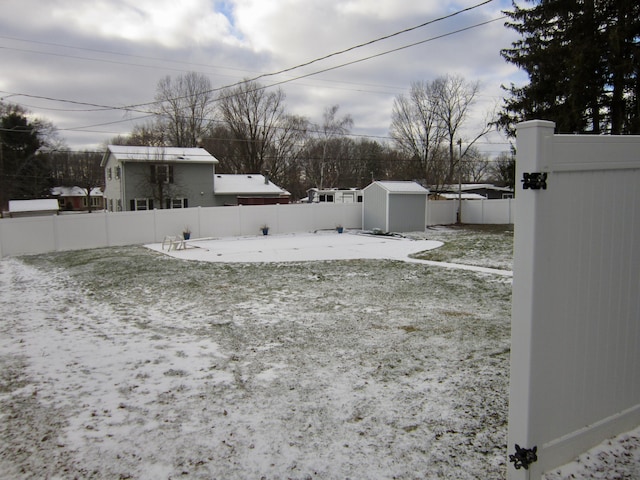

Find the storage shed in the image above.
[{"left": 362, "top": 181, "right": 428, "bottom": 233}]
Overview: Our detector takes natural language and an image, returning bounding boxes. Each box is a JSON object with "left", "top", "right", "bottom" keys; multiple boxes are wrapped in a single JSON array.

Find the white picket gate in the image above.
[{"left": 508, "top": 120, "right": 640, "bottom": 478}]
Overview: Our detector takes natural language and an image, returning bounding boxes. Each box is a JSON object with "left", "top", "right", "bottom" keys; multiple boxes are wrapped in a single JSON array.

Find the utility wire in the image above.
[
  {"left": 53, "top": 14, "right": 507, "bottom": 135},
  {"left": 57, "top": 14, "right": 506, "bottom": 135},
  {"left": 1, "top": 0, "right": 496, "bottom": 113}
]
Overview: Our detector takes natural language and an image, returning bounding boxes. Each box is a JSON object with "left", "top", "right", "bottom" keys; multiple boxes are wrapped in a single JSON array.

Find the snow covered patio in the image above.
[{"left": 147, "top": 230, "right": 444, "bottom": 264}]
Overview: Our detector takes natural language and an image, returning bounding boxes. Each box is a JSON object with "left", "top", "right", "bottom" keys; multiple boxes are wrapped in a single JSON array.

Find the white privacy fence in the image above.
[
  {"left": 0, "top": 203, "right": 362, "bottom": 257},
  {"left": 0, "top": 198, "right": 514, "bottom": 257},
  {"left": 508, "top": 121, "right": 640, "bottom": 479}
]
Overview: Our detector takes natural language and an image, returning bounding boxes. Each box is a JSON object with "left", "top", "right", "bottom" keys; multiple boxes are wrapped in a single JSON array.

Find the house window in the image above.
[
  {"left": 131, "top": 198, "right": 154, "bottom": 211},
  {"left": 357, "top": 195, "right": 363, "bottom": 203},
  {"left": 502, "top": 193, "right": 514, "bottom": 199},
  {"left": 166, "top": 198, "right": 188, "bottom": 209},
  {"left": 108, "top": 199, "right": 113, "bottom": 212},
  {"left": 107, "top": 168, "right": 112, "bottom": 180},
  {"left": 117, "top": 199, "right": 122, "bottom": 211},
  {"left": 82, "top": 197, "right": 88, "bottom": 207},
  {"left": 319, "top": 194, "right": 334, "bottom": 203},
  {"left": 115, "top": 166, "right": 121, "bottom": 179},
  {"left": 90, "top": 197, "right": 102, "bottom": 207},
  {"left": 151, "top": 164, "right": 174, "bottom": 184}
]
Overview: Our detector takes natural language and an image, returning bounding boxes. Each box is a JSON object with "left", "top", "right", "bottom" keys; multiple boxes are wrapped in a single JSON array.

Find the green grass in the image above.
[
  {"left": 411, "top": 224, "right": 514, "bottom": 271},
  {"left": 10, "top": 229, "right": 514, "bottom": 478}
]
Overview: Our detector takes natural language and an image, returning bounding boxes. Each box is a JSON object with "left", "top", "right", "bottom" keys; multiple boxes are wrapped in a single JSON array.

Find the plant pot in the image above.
[
  {"left": 336, "top": 226, "right": 344, "bottom": 234},
  {"left": 261, "top": 228, "right": 269, "bottom": 236},
  {"left": 183, "top": 232, "right": 191, "bottom": 240}
]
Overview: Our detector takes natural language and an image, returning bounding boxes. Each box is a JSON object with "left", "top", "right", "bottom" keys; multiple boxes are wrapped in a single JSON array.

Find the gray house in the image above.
[
  {"left": 101, "top": 145, "right": 220, "bottom": 211},
  {"left": 362, "top": 181, "right": 428, "bottom": 233}
]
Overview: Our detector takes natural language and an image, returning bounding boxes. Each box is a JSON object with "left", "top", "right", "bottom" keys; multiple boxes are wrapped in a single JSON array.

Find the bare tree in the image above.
[
  {"left": 217, "top": 79, "right": 288, "bottom": 175},
  {"left": 154, "top": 72, "right": 216, "bottom": 147},
  {"left": 460, "top": 147, "right": 491, "bottom": 183},
  {"left": 390, "top": 76, "right": 493, "bottom": 191},
  {"left": 389, "top": 81, "right": 445, "bottom": 187},
  {"left": 432, "top": 74, "right": 482, "bottom": 182},
  {"left": 314, "top": 105, "right": 353, "bottom": 189},
  {"left": 50, "top": 150, "right": 104, "bottom": 212},
  {"left": 488, "top": 150, "right": 516, "bottom": 189}
]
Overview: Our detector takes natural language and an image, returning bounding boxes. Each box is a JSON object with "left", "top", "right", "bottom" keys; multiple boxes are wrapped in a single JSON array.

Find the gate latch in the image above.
[
  {"left": 522, "top": 172, "right": 547, "bottom": 190},
  {"left": 509, "top": 444, "right": 538, "bottom": 470}
]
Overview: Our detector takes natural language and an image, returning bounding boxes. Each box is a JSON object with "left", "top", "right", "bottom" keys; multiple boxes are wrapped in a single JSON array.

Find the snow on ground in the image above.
[
  {"left": 147, "top": 230, "right": 445, "bottom": 264},
  {"left": 145, "top": 230, "right": 513, "bottom": 276},
  {"left": 0, "top": 228, "right": 636, "bottom": 479}
]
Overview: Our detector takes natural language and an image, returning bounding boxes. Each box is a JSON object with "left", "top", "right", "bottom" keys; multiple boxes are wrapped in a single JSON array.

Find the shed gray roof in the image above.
[{"left": 366, "top": 181, "right": 429, "bottom": 194}]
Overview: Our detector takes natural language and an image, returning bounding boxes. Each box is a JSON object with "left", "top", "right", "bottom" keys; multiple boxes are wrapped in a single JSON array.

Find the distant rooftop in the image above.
[
  {"left": 104, "top": 145, "right": 219, "bottom": 164},
  {"left": 214, "top": 174, "right": 290, "bottom": 196}
]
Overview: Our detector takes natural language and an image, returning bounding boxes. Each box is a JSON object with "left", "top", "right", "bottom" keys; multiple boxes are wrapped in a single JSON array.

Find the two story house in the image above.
[{"left": 101, "top": 145, "right": 220, "bottom": 211}]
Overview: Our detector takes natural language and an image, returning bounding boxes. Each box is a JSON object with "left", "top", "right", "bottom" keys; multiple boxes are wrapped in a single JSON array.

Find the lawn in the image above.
[{"left": 0, "top": 226, "right": 513, "bottom": 479}]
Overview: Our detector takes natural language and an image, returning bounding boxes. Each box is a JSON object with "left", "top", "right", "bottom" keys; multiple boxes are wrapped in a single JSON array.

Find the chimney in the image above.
[{"left": 264, "top": 170, "right": 270, "bottom": 185}]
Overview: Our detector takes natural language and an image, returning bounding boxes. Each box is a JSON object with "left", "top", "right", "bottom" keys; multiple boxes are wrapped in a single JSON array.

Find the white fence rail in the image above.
[
  {"left": 508, "top": 120, "right": 640, "bottom": 478},
  {"left": 0, "top": 198, "right": 514, "bottom": 258},
  {"left": 0, "top": 203, "right": 362, "bottom": 257}
]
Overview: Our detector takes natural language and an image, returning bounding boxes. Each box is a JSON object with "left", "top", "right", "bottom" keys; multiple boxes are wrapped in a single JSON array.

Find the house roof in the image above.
[
  {"left": 214, "top": 174, "right": 290, "bottom": 196},
  {"left": 51, "top": 186, "right": 103, "bottom": 197},
  {"left": 9, "top": 199, "right": 60, "bottom": 213},
  {"left": 103, "top": 145, "right": 219, "bottom": 165},
  {"left": 365, "top": 181, "right": 429, "bottom": 194},
  {"left": 439, "top": 192, "right": 488, "bottom": 200},
  {"left": 439, "top": 183, "right": 513, "bottom": 193}
]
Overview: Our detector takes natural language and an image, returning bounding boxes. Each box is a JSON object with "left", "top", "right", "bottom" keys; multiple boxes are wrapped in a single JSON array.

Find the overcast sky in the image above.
[{"left": 0, "top": 0, "right": 524, "bottom": 156}]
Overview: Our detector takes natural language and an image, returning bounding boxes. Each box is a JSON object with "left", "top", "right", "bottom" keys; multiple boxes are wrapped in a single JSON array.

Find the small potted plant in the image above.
[
  {"left": 336, "top": 224, "right": 344, "bottom": 234},
  {"left": 183, "top": 227, "right": 191, "bottom": 240},
  {"left": 260, "top": 224, "right": 269, "bottom": 236}
]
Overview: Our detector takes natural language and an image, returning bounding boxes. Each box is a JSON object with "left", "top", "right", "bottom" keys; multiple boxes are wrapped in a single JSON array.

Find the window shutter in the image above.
[
  {"left": 169, "top": 165, "right": 174, "bottom": 184},
  {"left": 150, "top": 165, "right": 156, "bottom": 183},
  {"left": 130, "top": 199, "right": 135, "bottom": 211},
  {"left": 184, "top": 198, "right": 188, "bottom": 208}
]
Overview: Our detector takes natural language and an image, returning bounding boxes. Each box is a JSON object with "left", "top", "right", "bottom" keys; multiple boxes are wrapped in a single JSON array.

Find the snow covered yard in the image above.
[{"left": 0, "top": 226, "right": 633, "bottom": 479}]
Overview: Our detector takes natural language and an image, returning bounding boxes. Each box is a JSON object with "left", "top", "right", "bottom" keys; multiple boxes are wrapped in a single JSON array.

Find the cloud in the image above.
[{"left": 0, "top": 0, "right": 519, "bottom": 154}]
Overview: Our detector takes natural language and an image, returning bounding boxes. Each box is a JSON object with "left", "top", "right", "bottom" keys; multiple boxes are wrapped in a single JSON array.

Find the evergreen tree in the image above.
[
  {"left": 498, "top": 0, "right": 639, "bottom": 136},
  {"left": 0, "top": 104, "right": 48, "bottom": 210}
]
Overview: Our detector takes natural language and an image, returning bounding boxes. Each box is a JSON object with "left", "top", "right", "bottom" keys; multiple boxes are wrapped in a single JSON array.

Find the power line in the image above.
[
  {"left": 42, "top": 14, "right": 508, "bottom": 136},
  {"left": 2, "top": 0, "right": 497, "bottom": 114}
]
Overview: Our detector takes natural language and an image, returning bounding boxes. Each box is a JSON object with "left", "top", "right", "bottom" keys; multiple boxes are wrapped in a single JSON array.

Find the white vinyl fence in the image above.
[
  {"left": 0, "top": 198, "right": 514, "bottom": 258},
  {"left": 508, "top": 120, "right": 640, "bottom": 479},
  {"left": 0, "top": 203, "right": 361, "bottom": 257}
]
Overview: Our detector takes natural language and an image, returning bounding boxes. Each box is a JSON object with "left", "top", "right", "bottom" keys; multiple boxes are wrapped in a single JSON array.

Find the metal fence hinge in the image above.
[
  {"left": 522, "top": 172, "right": 547, "bottom": 190},
  {"left": 509, "top": 444, "right": 538, "bottom": 470}
]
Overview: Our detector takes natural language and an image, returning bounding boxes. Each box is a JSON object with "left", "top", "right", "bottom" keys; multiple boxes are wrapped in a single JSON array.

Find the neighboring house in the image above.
[
  {"left": 435, "top": 183, "right": 514, "bottom": 200},
  {"left": 7, "top": 199, "right": 59, "bottom": 218},
  {"left": 305, "top": 188, "right": 363, "bottom": 204},
  {"left": 51, "top": 186, "right": 105, "bottom": 212},
  {"left": 101, "top": 145, "right": 220, "bottom": 211},
  {"left": 212, "top": 174, "right": 290, "bottom": 206},
  {"left": 362, "top": 181, "right": 429, "bottom": 233}
]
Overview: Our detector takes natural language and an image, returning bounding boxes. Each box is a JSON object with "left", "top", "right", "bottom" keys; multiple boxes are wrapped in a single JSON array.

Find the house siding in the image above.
[
  {"left": 103, "top": 153, "right": 123, "bottom": 211},
  {"left": 120, "top": 162, "right": 215, "bottom": 210}
]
